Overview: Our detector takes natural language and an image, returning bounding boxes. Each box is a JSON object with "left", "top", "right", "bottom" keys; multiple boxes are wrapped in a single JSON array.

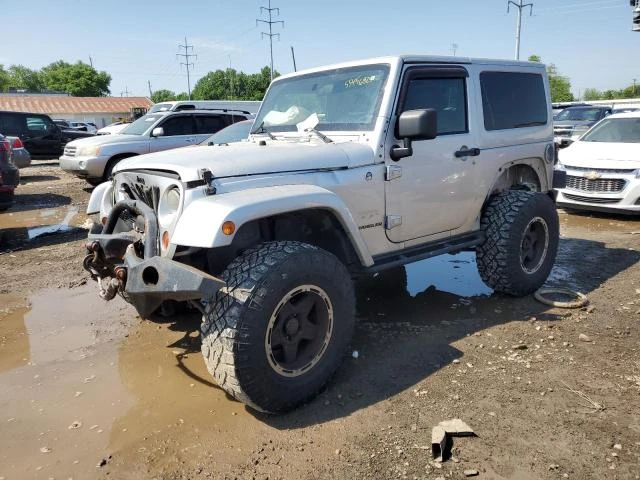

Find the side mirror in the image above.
[
  {"left": 391, "top": 109, "right": 438, "bottom": 161},
  {"left": 151, "top": 127, "right": 164, "bottom": 137}
]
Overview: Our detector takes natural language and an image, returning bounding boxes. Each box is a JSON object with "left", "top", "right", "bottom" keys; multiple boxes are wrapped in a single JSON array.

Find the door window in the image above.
[
  {"left": 26, "top": 116, "right": 49, "bottom": 133},
  {"left": 194, "top": 115, "right": 226, "bottom": 134},
  {"left": 158, "top": 116, "right": 196, "bottom": 136},
  {"left": 0, "top": 114, "right": 25, "bottom": 135},
  {"left": 401, "top": 77, "right": 468, "bottom": 135}
]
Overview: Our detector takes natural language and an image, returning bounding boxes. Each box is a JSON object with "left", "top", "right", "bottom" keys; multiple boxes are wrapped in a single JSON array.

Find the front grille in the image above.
[
  {"left": 125, "top": 182, "right": 160, "bottom": 212},
  {"left": 566, "top": 166, "right": 636, "bottom": 174},
  {"left": 565, "top": 175, "right": 626, "bottom": 193},
  {"left": 63, "top": 145, "right": 77, "bottom": 157},
  {"left": 563, "top": 193, "right": 621, "bottom": 204}
]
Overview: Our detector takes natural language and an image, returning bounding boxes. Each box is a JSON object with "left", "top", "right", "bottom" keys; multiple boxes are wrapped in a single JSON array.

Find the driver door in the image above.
[{"left": 384, "top": 66, "right": 479, "bottom": 243}]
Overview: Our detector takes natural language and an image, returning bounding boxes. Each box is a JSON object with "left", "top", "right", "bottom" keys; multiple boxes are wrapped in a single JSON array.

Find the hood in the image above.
[
  {"left": 67, "top": 134, "right": 145, "bottom": 147},
  {"left": 114, "top": 139, "right": 376, "bottom": 181},
  {"left": 554, "top": 120, "right": 595, "bottom": 128},
  {"left": 559, "top": 140, "right": 640, "bottom": 169}
]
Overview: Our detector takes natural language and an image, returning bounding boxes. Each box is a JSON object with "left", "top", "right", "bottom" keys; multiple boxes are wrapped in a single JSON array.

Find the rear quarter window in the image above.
[{"left": 480, "top": 72, "right": 547, "bottom": 131}]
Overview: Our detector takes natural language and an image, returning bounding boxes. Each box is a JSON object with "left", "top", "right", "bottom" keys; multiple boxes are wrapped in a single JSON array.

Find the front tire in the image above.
[
  {"left": 476, "top": 190, "right": 559, "bottom": 296},
  {"left": 201, "top": 241, "right": 355, "bottom": 413}
]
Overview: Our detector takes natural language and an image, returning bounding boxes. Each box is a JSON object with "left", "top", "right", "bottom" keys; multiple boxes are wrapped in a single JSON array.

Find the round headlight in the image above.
[{"left": 158, "top": 186, "right": 181, "bottom": 228}]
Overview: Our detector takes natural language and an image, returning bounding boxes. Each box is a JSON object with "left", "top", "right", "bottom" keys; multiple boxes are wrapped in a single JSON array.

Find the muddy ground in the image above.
[{"left": 1, "top": 160, "right": 640, "bottom": 480}]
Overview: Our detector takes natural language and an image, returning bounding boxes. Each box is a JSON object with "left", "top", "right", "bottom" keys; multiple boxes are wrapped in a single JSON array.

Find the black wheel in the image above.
[
  {"left": 86, "top": 178, "right": 102, "bottom": 187},
  {"left": 200, "top": 241, "right": 355, "bottom": 413},
  {"left": 476, "top": 190, "right": 559, "bottom": 296}
]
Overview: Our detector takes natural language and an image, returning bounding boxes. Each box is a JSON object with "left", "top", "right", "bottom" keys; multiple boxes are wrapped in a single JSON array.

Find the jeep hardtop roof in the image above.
[{"left": 273, "top": 55, "right": 546, "bottom": 82}]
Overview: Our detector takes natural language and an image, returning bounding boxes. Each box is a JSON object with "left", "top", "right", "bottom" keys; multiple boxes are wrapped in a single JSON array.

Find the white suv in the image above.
[
  {"left": 84, "top": 55, "right": 564, "bottom": 413},
  {"left": 59, "top": 109, "right": 249, "bottom": 185}
]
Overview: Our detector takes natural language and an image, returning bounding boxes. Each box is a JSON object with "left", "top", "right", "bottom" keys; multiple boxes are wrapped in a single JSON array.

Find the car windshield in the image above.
[
  {"left": 201, "top": 120, "right": 252, "bottom": 145},
  {"left": 580, "top": 117, "right": 640, "bottom": 143},
  {"left": 555, "top": 108, "right": 604, "bottom": 122},
  {"left": 252, "top": 64, "right": 390, "bottom": 133},
  {"left": 120, "top": 114, "right": 164, "bottom": 135}
]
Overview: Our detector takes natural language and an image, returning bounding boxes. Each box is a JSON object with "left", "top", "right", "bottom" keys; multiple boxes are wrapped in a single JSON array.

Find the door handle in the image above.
[{"left": 454, "top": 147, "right": 480, "bottom": 158}]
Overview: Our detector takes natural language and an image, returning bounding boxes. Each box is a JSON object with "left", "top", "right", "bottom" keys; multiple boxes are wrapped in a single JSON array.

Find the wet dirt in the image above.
[{"left": 1, "top": 160, "right": 640, "bottom": 480}]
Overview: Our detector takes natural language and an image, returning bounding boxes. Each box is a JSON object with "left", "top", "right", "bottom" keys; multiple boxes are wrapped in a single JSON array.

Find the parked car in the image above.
[
  {"left": 97, "top": 122, "right": 130, "bottom": 135},
  {"left": 0, "top": 134, "right": 20, "bottom": 211},
  {"left": 0, "top": 111, "right": 94, "bottom": 157},
  {"left": 555, "top": 111, "right": 640, "bottom": 214},
  {"left": 554, "top": 105, "right": 611, "bottom": 147},
  {"left": 552, "top": 102, "right": 591, "bottom": 120},
  {"left": 60, "top": 109, "right": 251, "bottom": 185},
  {"left": 5, "top": 136, "right": 31, "bottom": 168},
  {"left": 148, "top": 100, "right": 261, "bottom": 115},
  {"left": 200, "top": 119, "right": 253, "bottom": 145},
  {"left": 70, "top": 121, "right": 98, "bottom": 134}
]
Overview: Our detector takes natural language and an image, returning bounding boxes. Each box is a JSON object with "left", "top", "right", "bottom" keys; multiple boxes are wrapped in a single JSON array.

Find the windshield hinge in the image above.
[
  {"left": 198, "top": 168, "right": 216, "bottom": 195},
  {"left": 385, "top": 165, "right": 402, "bottom": 181},
  {"left": 385, "top": 215, "right": 402, "bottom": 230}
]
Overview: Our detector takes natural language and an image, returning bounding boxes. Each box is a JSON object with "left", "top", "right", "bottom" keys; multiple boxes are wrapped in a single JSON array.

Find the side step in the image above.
[{"left": 366, "top": 231, "right": 485, "bottom": 273}]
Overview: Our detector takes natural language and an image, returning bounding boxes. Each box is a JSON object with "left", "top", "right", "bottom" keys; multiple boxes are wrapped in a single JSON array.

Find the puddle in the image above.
[
  {"left": 0, "top": 205, "right": 79, "bottom": 243},
  {"left": 0, "top": 286, "right": 270, "bottom": 479},
  {"left": 404, "top": 251, "right": 493, "bottom": 298}
]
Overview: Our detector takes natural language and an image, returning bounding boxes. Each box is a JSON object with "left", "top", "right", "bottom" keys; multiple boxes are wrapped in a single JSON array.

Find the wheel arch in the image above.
[{"left": 484, "top": 158, "right": 550, "bottom": 206}]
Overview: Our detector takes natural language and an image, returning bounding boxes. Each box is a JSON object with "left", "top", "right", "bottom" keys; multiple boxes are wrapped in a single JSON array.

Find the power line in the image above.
[
  {"left": 176, "top": 37, "right": 196, "bottom": 100},
  {"left": 257, "top": 0, "right": 284, "bottom": 81},
  {"left": 508, "top": 0, "right": 533, "bottom": 60}
]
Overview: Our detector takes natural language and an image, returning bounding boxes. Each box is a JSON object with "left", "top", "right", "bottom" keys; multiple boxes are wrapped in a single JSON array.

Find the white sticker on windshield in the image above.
[{"left": 296, "top": 112, "right": 320, "bottom": 132}]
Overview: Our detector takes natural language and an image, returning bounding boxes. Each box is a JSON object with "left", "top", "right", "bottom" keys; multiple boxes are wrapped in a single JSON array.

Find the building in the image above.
[{"left": 0, "top": 94, "right": 153, "bottom": 128}]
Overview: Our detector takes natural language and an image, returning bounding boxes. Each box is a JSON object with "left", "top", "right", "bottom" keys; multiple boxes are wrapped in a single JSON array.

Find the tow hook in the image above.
[{"left": 83, "top": 240, "right": 126, "bottom": 301}]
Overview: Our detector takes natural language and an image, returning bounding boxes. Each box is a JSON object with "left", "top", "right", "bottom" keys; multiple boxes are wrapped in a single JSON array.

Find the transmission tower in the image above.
[
  {"left": 176, "top": 37, "right": 196, "bottom": 100},
  {"left": 257, "top": 0, "right": 284, "bottom": 81},
  {"left": 508, "top": 0, "right": 533, "bottom": 60}
]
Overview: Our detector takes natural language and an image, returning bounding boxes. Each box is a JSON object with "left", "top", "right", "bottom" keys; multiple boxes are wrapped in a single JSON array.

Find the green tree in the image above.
[
  {"left": 583, "top": 88, "right": 602, "bottom": 101},
  {"left": 150, "top": 89, "right": 177, "bottom": 103},
  {"left": 40, "top": 61, "right": 110, "bottom": 96},
  {"left": 0, "top": 65, "right": 9, "bottom": 92},
  {"left": 192, "top": 69, "right": 229, "bottom": 100},
  {"left": 529, "top": 56, "right": 573, "bottom": 102},
  {"left": 191, "top": 66, "right": 277, "bottom": 101},
  {"left": 7, "top": 65, "right": 44, "bottom": 91},
  {"left": 175, "top": 92, "right": 190, "bottom": 101}
]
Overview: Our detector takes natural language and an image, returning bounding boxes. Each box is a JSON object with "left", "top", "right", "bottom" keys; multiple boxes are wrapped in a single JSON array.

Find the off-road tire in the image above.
[
  {"left": 476, "top": 190, "right": 559, "bottom": 296},
  {"left": 201, "top": 241, "right": 355, "bottom": 413}
]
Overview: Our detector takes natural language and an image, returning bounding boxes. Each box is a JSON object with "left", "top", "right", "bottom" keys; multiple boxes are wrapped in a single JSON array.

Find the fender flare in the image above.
[
  {"left": 86, "top": 181, "right": 112, "bottom": 215},
  {"left": 485, "top": 157, "right": 550, "bottom": 202},
  {"left": 170, "top": 184, "right": 374, "bottom": 267}
]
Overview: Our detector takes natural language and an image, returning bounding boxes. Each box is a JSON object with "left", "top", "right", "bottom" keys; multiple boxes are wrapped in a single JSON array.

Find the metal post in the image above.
[
  {"left": 508, "top": 0, "right": 533, "bottom": 60},
  {"left": 291, "top": 46, "right": 297, "bottom": 71}
]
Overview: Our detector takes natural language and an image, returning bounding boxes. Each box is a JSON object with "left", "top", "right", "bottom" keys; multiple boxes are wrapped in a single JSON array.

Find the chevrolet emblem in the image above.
[{"left": 584, "top": 171, "right": 601, "bottom": 180}]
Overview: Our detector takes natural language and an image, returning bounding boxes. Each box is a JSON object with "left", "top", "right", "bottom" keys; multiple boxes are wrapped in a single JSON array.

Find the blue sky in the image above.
[{"left": 2, "top": 0, "right": 637, "bottom": 98}]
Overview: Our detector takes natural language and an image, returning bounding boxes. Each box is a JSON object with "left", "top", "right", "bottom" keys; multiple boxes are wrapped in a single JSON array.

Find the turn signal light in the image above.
[
  {"left": 162, "top": 231, "right": 170, "bottom": 250},
  {"left": 222, "top": 221, "right": 236, "bottom": 235}
]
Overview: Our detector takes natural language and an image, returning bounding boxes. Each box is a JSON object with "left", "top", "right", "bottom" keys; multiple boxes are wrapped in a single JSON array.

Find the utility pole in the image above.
[
  {"left": 148, "top": 80, "right": 153, "bottom": 98},
  {"left": 176, "top": 37, "right": 196, "bottom": 100},
  {"left": 228, "top": 55, "right": 234, "bottom": 99},
  {"left": 508, "top": 0, "right": 533, "bottom": 60},
  {"left": 89, "top": 56, "right": 93, "bottom": 68},
  {"left": 290, "top": 46, "right": 297, "bottom": 72},
  {"left": 451, "top": 43, "right": 458, "bottom": 56},
  {"left": 257, "top": 0, "right": 284, "bottom": 81},
  {"left": 120, "top": 86, "right": 130, "bottom": 97}
]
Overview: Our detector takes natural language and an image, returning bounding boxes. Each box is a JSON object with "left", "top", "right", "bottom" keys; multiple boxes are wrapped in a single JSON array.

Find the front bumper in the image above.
[
  {"left": 84, "top": 199, "right": 225, "bottom": 317},
  {"left": 59, "top": 154, "right": 110, "bottom": 179}
]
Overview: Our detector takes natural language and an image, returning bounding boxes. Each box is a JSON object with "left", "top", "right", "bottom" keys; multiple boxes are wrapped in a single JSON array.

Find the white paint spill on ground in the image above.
[{"left": 27, "top": 207, "right": 78, "bottom": 240}]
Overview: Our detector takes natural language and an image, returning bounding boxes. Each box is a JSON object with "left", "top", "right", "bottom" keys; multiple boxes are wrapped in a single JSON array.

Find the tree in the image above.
[
  {"left": 150, "top": 89, "right": 177, "bottom": 103},
  {"left": 0, "top": 65, "right": 9, "bottom": 92},
  {"left": 7, "top": 65, "right": 44, "bottom": 91},
  {"left": 528, "top": 55, "right": 573, "bottom": 102},
  {"left": 40, "top": 61, "right": 110, "bottom": 96},
  {"left": 191, "top": 66, "right": 278, "bottom": 101},
  {"left": 583, "top": 88, "right": 602, "bottom": 101}
]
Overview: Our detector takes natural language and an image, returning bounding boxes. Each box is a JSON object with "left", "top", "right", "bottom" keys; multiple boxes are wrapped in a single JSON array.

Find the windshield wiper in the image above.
[
  {"left": 304, "top": 127, "right": 332, "bottom": 143},
  {"left": 251, "top": 121, "right": 275, "bottom": 140}
]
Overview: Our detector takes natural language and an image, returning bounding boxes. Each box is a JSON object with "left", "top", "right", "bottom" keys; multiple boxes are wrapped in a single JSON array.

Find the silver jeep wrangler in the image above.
[{"left": 84, "top": 55, "right": 566, "bottom": 413}]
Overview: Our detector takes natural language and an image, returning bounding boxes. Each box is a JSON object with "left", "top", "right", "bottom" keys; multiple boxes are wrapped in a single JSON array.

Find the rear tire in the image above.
[
  {"left": 476, "top": 190, "right": 559, "bottom": 296},
  {"left": 200, "top": 241, "right": 355, "bottom": 413}
]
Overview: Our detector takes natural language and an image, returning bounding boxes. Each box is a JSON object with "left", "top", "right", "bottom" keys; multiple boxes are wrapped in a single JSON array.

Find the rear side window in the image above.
[
  {"left": 480, "top": 72, "right": 547, "bottom": 131},
  {"left": 194, "top": 115, "right": 226, "bottom": 134},
  {"left": 26, "top": 116, "right": 49, "bottom": 133},
  {"left": 0, "top": 113, "right": 25, "bottom": 135}
]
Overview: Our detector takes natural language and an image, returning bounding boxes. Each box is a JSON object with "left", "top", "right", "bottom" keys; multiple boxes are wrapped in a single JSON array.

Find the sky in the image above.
[{"left": 2, "top": 0, "right": 638, "bottom": 99}]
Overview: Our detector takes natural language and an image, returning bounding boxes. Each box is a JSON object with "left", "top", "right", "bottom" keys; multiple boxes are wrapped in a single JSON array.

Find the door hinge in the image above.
[
  {"left": 385, "top": 215, "right": 402, "bottom": 230},
  {"left": 385, "top": 165, "right": 402, "bottom": 181}
]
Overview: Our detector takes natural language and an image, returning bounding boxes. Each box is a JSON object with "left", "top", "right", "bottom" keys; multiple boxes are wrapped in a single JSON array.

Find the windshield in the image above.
[
  {"left": 580, "top": 117, "right": 640, "bottom": 143},
  {"left": 252, "top": 64, "right": 390, "bottom": 133},
  {"left": 148, "top": 103, "right": 173, "bottom": 113},
  {"left": 120, "top": 114, "right": 164, "bottom": 135},
  {"left": 555, "top": 107, "right": 604, "bottom": 122},
  {"left": 201, "top": 120, "right": 252, "bottom": 145}
]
